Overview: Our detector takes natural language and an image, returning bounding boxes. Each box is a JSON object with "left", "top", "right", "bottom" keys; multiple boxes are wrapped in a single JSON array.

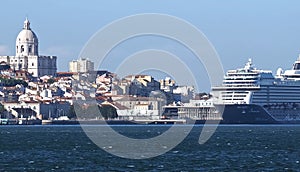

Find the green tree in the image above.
[
  {"left": 0, "top": 77, "right": 28, "bottom": 87},
  {"left": 99, "top": 105, "right": 118, "bottom": 120},
  {"left": 0, "top": 103, "right": 5, "bottom": 118},
  {"left": 70, "top": 103, "right": 118, "bottom": 120},
  {"left": 67, "top": 105, "right": 77, "bottom": 119},
  {"left": 47, "top": 78, "right": 55, "bottom": 84}
]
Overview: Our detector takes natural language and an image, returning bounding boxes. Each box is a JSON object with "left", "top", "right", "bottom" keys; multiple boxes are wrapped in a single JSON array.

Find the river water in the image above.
[{"left": 1, "top": 125, "right": 300, "bottom": 171}]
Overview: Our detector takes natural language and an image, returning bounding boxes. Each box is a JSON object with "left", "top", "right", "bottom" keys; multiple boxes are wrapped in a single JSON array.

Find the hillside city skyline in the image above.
[{"left": 2, "top": 1, "right": 300, "bottom": 92}]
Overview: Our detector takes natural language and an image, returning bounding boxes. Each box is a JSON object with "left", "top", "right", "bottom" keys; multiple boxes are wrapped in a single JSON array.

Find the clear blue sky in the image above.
[{"left": 1, "top": 0, "right": 300, "bottom": 91}]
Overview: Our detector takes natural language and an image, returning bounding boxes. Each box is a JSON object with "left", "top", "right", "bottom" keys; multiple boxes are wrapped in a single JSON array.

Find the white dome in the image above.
[
  {"left": 15, "top": 18, "right": 39, "bottom": 56},
  {"left": 16, "top": 29, "right": 38, "bottom": 44}
]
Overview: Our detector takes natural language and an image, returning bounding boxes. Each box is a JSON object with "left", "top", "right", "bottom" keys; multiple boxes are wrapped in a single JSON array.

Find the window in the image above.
[
  {"left": 32, "top": 63, "right": 34, "bottom": 66},
  {"left": 28, "top": 45, "right": 32, "bottom": 53},
  {"left": 21, "top": 45, "right": 24, "bottom": 53}
]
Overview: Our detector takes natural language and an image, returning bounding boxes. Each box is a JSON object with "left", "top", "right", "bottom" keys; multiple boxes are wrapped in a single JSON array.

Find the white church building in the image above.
[{"left": 0, "top": 18, "right": 57, "bottom": 77}]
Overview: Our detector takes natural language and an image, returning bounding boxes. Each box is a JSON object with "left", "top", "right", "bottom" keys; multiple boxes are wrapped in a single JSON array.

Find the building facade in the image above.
[
  {"left": 69, "top": 58, "right": 94, "bottom": 73},
  {"left": 0, "top": 18, "right": 57, "bottom": 77},
  {"left": 115, "top": 96, "right": 163, "bottom": 120}
]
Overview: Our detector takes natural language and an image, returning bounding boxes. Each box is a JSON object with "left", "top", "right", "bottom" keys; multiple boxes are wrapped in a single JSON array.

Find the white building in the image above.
[
  {"left": 177, "top": 98, "right": 222, "bottom": 120},
  {"left": 69, "top": 58, "right": 94, "bottom": 73},
  {"left": 2, "top": 101, "right": 70, "bottom": 120},
  {"left": 115, "top": 96, "right": 164, "bottom": 120},
  {"left": 173, "top": 85, "right": 195, "bottom": 103},
  {"left": 160, "top": 77, "right": 176, "bottom": 92},
  {"left": 0, "top": 18, "right": 57, "bottom": 77}
]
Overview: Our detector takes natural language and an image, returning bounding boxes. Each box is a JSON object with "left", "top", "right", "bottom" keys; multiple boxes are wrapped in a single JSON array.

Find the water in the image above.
[{"left": 1, "top": 125, "right": 300, "bottom": 171}]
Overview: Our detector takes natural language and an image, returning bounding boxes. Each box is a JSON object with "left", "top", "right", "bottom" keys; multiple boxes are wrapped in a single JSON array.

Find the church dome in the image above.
[
  {"left": 16, "top": 29, "right": 38, "bottom": 44},
  {"left": 16, "top": 18, "right": 39, "bottom": 56}
]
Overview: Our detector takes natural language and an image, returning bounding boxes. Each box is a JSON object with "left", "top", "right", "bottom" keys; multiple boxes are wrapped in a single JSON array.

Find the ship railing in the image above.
[
  {"left": 273, "top": 80, "right": 300, "bottom": 85},
  {"left": 212, "top": 84, "right": 260, "bottom": 89}
]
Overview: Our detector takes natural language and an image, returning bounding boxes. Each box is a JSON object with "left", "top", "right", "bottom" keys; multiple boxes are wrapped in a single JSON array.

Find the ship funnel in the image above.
[{"left": 245, "top": 58, "right": 253, "bottom": 70}]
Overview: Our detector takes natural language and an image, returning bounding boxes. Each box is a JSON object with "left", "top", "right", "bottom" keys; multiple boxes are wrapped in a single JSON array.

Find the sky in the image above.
[{"left": 1, "top": 0, "right": 300, "bottom": 92}]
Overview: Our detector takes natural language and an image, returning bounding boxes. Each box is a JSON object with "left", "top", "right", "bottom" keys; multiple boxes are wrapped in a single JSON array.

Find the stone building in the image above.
[
  {"left": 69, "top": 58, "right": 94, "bottom": 73},
  {"left": 0, "top": 18, "right": 57, "bottom": 77}
]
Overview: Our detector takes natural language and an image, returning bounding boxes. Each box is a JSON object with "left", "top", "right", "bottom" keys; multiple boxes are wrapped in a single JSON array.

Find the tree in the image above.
[
  {"left": 0, "top": 77, "right": 28, "bottom": 87},
  {"left": 99, "top": 105, "right": 118, "bottom": 120},
  {"left": 67, "top": 105, "right": 77, "bottom": 119},
  {"left": 70, "top": 103, "right": 118, "bottom": 120},
  {"left": 47, "top": 78, "right": 55, "bottom": 84},
  {"left": 0, "top": 103, "right": 5, "bottom": 118}
]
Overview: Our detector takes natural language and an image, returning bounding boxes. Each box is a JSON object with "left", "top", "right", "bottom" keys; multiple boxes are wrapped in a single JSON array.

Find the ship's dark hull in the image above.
[
  {"left": 219, "top": 104, "right": 277, "bottom": 124},
  {"left": 214, "top": 104, "right": 300, "bottom": 124}
]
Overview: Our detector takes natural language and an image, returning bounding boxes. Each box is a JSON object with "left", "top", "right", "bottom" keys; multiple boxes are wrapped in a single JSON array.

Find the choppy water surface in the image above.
[{"left": 1, "top": 125, "right": 300, "bottom": 171}]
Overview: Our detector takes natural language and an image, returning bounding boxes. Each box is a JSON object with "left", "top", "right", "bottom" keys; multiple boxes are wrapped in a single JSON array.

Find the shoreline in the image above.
[{"left": 3, "top": 118, "right": 300, "bottom": 125}]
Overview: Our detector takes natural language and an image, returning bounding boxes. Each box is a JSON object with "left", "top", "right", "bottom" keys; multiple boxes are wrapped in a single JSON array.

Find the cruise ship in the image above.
[{"left": 211, "top": 56, "right": 300, "bottom": 124}]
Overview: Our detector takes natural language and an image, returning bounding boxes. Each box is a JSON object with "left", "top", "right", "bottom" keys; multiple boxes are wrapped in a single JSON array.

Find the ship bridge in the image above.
[
  {"left": 212, "top": 59, "right": 273, "bottom": 105},
  {"left": 278, "top": 55, "right": 300, "bottom": 80}
]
